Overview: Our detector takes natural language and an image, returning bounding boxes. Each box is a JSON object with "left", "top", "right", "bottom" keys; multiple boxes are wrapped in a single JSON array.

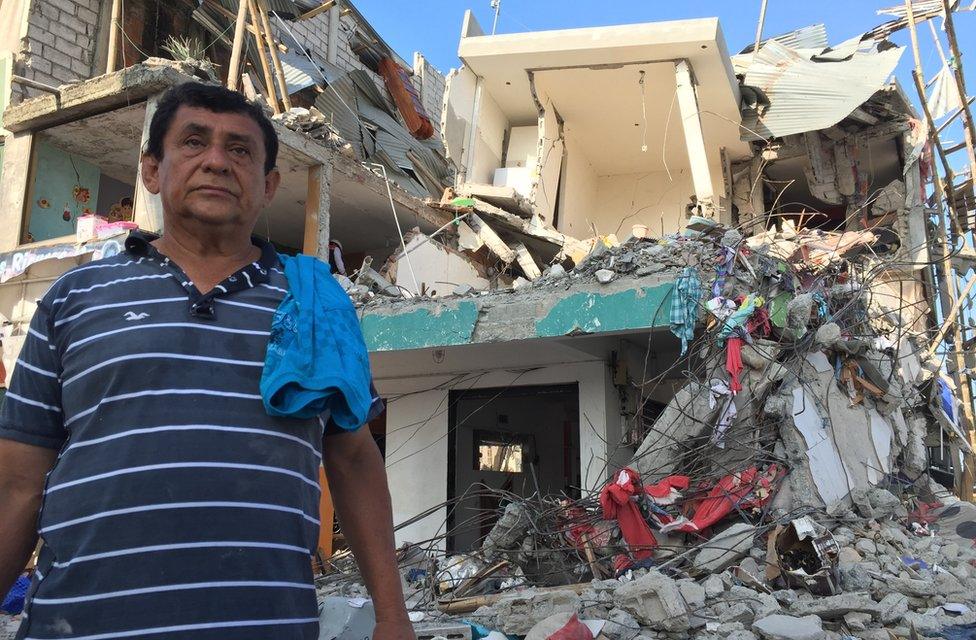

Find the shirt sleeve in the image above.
[
  {"left": 0, "top": 301, "right": 67, "bottom": 450},
  {"left": 322, "top": 382, "right": 384, "bottom": 436}
]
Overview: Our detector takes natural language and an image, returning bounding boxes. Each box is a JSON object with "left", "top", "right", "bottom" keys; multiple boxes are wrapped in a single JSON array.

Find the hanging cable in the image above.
[{"left": 638, "top": 70, "right": 648, "bottom": 153}]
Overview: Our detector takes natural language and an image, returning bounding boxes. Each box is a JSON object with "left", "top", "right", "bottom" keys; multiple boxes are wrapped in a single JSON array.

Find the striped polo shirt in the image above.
[{"left": 0, "top": 232, "right": 368, "bottom": 640}]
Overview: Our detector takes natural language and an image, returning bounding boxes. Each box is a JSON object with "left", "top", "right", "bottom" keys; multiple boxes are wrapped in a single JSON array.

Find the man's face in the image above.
[{"left": 141, "top": 106, "right": 280, "bottom": 231}]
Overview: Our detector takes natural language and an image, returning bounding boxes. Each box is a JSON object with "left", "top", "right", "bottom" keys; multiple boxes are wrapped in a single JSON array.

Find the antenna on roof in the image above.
[{"left": 490, "top": 0, "right": 501, "bottom": 35}]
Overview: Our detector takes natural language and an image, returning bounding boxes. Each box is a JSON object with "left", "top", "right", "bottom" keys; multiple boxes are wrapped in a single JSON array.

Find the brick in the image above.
[
  {"left": 28, "top": 12, "right": 52, "bottom": 31},
  {"left": 69, "top": 57, "right": 91, "bottom": 77},
  {"left": 75, "top": 30, "right": 92, "bottom": 46},
  {"left": 37, "top": 2, "right": 61, "bottom": 20},
  {"left": 58, "top": 12, "right": 88, "bottom": 35},
  {"left": 50, "top": 62, "right": 76, "bottom": 83},
  {"left": 54, "top": 37, "right": 84, "bottom": 60},
  {"left": 42, "top": 45, "right": 73, "bottom": 71},
  {"left": 28, "top": 56, "right": 54, "bottom": 75},
  {"left": 32, "top": 28, "right": 57, "bottom": 47},
  {"left": 76, "top": 5, "right": 97, "bottom": 25}
]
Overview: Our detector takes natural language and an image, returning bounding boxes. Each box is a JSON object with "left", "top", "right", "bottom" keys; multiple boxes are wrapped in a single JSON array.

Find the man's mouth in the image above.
[{"left": 193, "top": 185, "right": 236, "bottom": 197}]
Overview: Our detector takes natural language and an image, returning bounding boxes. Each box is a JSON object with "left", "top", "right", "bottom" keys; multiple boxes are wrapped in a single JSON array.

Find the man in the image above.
[{"left": 0, "top": 82, "right": 413, "bottom": 640}]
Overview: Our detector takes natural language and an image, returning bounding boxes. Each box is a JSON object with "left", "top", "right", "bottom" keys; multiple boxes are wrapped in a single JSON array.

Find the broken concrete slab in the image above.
[
  {"left": 613, "top": 570, "right": 690, "bottom": 632},
  {"left": 694, "top": 524, "right": 758, "bottom": 573},
  {"left": 494, "top": 589, "right": 581, "bottom": 635},
  {"left": 751, "top": 614, "right": 825, "bottom": 640},
  {"left": 789, "top": 593, "right": 879, "bottom": 620}
]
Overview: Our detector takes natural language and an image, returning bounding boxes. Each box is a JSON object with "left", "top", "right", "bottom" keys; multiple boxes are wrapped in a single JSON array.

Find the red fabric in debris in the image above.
[
  {"left": 726, "top": 337, "right": 744, "bottom": 394},
  {"left": 747, "top": 307, "right": 771, "bottom": 338},
  {"left": 672, "top": 466, "right": 779, "bottom": 533},
  {"left": 548, "top": 615, "right": 594, "bottom": 640},
  {"left": 644, "top": 475, "right": 691, "bottom": 501},
  {"left": 599, "top": 468, "right": 657, "bottom": 561}
]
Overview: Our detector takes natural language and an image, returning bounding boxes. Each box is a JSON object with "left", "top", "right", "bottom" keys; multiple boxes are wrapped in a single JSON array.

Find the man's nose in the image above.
[{"left": 201, "top": 145, "right": 232, "bottom": 173}]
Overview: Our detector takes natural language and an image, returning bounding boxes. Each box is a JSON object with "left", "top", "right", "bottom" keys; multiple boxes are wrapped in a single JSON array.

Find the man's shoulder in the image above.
[{"left": 40, "top": 251, "right": 147, "bottom": 307}]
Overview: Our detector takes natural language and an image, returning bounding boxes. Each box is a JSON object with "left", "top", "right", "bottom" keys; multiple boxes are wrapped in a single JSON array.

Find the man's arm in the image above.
[
  {"left": 323, "top": 427, "right": 413, "bottom": 640},
  {"left": 0, "top": 439, "right": 57, "bottom": 595}
]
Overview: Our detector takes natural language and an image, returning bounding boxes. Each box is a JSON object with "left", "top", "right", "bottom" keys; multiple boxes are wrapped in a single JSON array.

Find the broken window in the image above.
[{"left": 475, "top": 431, "right": 525, "bottom": 473}]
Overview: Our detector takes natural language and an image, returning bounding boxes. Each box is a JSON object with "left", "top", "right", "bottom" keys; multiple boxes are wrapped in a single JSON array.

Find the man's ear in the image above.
[
  {"left": 141, "top": 153, "right": 162, "bottom": 195},
  {"left": 264, "top": 168, "right": 281, "bottom": 205}
]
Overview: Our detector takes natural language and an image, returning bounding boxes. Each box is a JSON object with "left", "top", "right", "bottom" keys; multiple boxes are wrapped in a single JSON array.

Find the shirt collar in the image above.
[{"left": 124, "top": 230, "right": 280, "bottom": 284}]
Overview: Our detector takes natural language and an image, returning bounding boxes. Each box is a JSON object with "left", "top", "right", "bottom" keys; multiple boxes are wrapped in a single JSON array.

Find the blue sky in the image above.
[{"left": 353, "top": 0, "right": 976, "bottom": 165}]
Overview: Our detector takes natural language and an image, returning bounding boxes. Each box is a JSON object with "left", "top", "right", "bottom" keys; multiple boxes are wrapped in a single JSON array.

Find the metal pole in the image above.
[
  {"left": 753, "top": 0, "right": 769, "bottom": 54},
  {"left": 490, "top": 0, "right": 501, "bottom": 35},
  {"left": 106, "top": 0, "right": 123, "bottom": 72}
]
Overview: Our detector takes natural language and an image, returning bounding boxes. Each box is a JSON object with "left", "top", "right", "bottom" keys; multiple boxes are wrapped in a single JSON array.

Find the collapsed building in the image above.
[{"left": 2, "top": 0, "right": 976, "bottom": 639}]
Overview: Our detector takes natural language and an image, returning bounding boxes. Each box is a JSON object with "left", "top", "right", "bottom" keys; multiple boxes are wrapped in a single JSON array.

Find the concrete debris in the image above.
[
  {"left": 613, "top": 571, "right": 690, "bottom": 632},
  {"left": 595, "top": 269, "right": 615, "bottom": 284},
  {"left": 751, "top": 614, "right": 825, "bottom": 640},
  {"left": 494, "top": 590, "right": 582, "bottom": 635},
  {"left": 693, "top": 524, "right": 758, "bottom": 573}
]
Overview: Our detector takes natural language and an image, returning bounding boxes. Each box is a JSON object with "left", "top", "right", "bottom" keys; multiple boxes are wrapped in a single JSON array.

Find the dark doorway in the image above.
[{"left": 447, "top": 384, "right": 580, "bottom": 552}]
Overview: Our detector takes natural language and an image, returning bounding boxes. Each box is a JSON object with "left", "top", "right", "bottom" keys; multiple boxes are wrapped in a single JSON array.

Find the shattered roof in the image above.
[{"left": 739, "top": 41, "right": 904, "bottom": 141}]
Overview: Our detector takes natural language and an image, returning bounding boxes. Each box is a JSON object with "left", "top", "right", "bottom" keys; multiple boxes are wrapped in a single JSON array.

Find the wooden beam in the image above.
[
  {"left": 226, "top": 0, "right": 250, "bottom": 91},
  {"left": 297, "top": 0, "right": 336, "bottom": 21},
  {"left": 246, "top": 0, "right": 280, "bottom": 114},
  {"left": 257, "top": 0, "right": 292, "bottom": 111}
]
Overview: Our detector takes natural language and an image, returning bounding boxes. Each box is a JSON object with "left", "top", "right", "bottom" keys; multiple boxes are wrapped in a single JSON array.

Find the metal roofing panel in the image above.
[
  {"left": 314, "top": 77, "right": 363, "bottom": 151},
  {"left": 740, "top": 24, "right": 828, "bottom": 54},
  {"left": 739, "top": 41, "right": 903, "bottom": 141},
  {"left": 279, "top": 48, "right": 320, "bottom": 93}
]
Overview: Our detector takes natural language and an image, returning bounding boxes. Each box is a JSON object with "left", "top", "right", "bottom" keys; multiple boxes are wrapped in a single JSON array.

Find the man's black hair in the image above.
[{"left": 145, "top": 82, "right": 279, "bottom": 174}]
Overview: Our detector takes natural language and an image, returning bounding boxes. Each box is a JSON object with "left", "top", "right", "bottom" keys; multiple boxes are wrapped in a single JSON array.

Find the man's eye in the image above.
[
  {"left": 185, "top": 138, "right": 204, "bottom": 148},
  {"left": 230, "top": 147, "right": 250, "bottom": 157}
]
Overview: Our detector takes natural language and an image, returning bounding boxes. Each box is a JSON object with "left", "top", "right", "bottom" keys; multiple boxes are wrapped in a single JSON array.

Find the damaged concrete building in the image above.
[
  {"left": 3, "top": 0, "right": 976, "bottom": 638},
  {"left": 359, "top": 10, "right": 968, "bottom": 554}
]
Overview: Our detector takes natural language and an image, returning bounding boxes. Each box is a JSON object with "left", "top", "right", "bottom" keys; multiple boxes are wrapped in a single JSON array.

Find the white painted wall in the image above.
[
  {"left": 390, "top": 234, "right": 488, "bottom": 297},
  {"left": 558, "top": 124, "right": 597, "bottom": 234},
  {"left": 377, "top": 357, "right": 618, "bottom": 548},
  {"left": 442, "top": 64, "right": 510, "bottom": 186},
  {"left": 505, "top": 126, "right": 538, "bottom": 169},
  {"left": 471, "top": 90, "right": 508, "bottom": 185}
]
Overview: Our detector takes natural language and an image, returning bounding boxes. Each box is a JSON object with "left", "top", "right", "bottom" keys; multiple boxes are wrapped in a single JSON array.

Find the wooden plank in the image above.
[
  {"left": 226, "top": 0, "right": 250, "bottom": 91},
  {"left": 106, "top": 0, "right": 122, "bottom": 73},
  {"left": 246, "top": 0, "right": 280, "bottom": 114},
  {"left": 257, "top": 0, "right": 292, "bottom": 110},
  {"left": 297, "top": 0, "right": 336, "bottom": 22}
]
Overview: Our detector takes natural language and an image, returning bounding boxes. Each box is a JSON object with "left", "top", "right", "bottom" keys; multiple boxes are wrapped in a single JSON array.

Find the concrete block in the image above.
[
  {"left": 789, "top": 593, "right": 879, "bottom": 620},
  {"left": 494, "top": 589, "right": 581, "bottom": 635},
  {"left": 613, "top": 570, "right": 689, "bottom": 632},
  {"left": 318, "top": 597, "right": 375, "bottom": 640},
  {"left": 693, "top": 524, "right": 757, "bottom": 573},
  {"left": 751, "top": 614, "right": 825, "bottom": 640}
]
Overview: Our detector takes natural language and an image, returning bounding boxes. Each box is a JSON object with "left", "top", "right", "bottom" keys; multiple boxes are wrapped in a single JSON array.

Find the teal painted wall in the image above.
[
  {"left": 362, "top": 301, "right": 479, "bottom": 351},
  {"left": 535, "top": 284, "right": 674, "bottom": 337},
  {"left": 28, "top": 140, "right": 101, "bottom": 243}
]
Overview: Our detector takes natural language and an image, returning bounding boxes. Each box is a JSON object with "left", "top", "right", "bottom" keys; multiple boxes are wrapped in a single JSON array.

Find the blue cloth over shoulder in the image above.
[{"left": 260, "top": 253, "right": 373, "bottom": 428}]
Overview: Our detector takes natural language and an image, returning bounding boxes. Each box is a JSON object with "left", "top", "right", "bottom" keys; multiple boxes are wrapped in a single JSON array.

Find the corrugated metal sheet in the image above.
[
  {"left": 314, "top": 76, "right": 363, "bottom": 148},
  {"left": 739, "top": 40, "right": 904, "bottom": 141},
  {"left": 739, "top": 24, "right": 828, "bottom": 54},
  {"left": 279, "top": 49, "right": 320, "bottom": 93}
]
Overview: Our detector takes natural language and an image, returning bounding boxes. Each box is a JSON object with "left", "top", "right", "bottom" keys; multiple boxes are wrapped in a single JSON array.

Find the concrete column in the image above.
[
  {"left": 0, "top": 132, "right": 33, "bottom": 251},
  {"left": 302, "top": 161, "right": 332, "bottom": 259},
  {"left": 674, "top": 60, "right": 715, "bottom": 217},
  {"left": 326, "top": 5, "right": 339, "bottom": 65},
  {"left": 133, "top": 94, "right": 165, "bottom": 234}
]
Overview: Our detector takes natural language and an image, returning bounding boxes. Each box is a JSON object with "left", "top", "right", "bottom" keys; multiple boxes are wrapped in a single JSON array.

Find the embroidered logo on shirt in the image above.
[{"left": 123, "top": 311, "right": 150, "bottom": 321}]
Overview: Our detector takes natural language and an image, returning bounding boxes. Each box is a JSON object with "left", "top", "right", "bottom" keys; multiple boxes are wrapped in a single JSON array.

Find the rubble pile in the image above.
[{"left": 324, "top": 213, "right": 976, "bottom": 640}]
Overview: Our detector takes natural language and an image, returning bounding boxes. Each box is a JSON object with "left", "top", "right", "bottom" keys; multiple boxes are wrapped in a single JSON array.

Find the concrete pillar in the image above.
[
  {"left": 302, "top": 161, "right": 332, "bottom": 259},
  {"left": 0, "top": 131, "right": 33, "bottom": 251},
  {"left": 133, "top": 94, "right": 165, "bottom": 234},
  {"left": 674, "top": 60, "right": 715, "bottom": 217}
]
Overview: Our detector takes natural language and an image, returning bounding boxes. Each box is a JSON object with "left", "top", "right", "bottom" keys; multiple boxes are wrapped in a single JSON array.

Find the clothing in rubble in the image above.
[{"left": 670, "top": 266, "right": 701, "bottom": 355}]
